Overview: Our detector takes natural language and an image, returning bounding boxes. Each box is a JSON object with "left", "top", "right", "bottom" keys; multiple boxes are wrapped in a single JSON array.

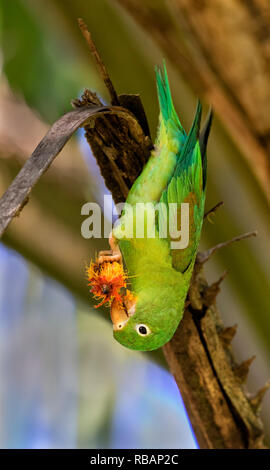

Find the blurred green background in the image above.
[{"left": 0, "top": 0, "right": 270, "bottom": 448}]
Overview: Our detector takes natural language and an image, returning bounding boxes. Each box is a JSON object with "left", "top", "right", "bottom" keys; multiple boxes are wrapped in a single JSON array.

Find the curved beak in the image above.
[{"left": 110, "top": 296, "right": 137, "bottom": 331}]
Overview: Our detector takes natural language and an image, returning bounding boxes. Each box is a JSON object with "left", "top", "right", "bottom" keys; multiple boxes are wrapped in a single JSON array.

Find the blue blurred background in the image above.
[
  {"left": 0, "top": 0, "right": 270, "bottom": 448},
  {"left": 0, "top": 244, "right": 197, "bottom": 448}
]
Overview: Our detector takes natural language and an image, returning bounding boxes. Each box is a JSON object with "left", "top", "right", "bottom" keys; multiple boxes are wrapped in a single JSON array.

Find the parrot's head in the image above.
[
  {"left": 111, "top": 286, "right": 182, "bottom": 351},
  {"left": 87, "top": 258, "right": 184, "bottom": 351}
]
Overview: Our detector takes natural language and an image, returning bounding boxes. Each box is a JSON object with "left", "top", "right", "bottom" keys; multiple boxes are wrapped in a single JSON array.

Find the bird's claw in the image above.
[
  {"left": 97, "top": 232, "right": 122, "bottom": 264},
  {"left": 97, "top": 251, "right": 121, "bottom": 264}
]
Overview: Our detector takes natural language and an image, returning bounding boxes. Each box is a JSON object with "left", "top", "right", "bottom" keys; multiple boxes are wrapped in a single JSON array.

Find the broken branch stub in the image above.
[{"left": 73, "top": 90, "right": 151, "bottom": 204}]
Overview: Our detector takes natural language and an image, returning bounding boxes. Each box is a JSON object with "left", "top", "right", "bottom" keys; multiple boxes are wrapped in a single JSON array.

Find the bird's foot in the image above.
[
  {"left": 97, "top": 233, "right": 122, "bottom": 264},
  {"left": 97, "top": 251, "right": 121, "bottom": 264}
]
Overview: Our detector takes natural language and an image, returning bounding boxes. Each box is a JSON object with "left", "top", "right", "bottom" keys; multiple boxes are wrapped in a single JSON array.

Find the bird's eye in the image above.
[{"left": 135, "top": 324, "right": 151, "bottom": 336}]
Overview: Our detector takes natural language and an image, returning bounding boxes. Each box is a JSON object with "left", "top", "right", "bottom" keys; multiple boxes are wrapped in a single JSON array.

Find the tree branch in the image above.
[
  {"left": 197, "top": 230, "right": 258, "bottom": 264},
  {"left": 204, "top": 201, "right": 223, "bottom": 220},
  {"left": 0, "top": 105, "right": 148, "bottom": 236},
  {"left": 77, "top": 18, "right": 120, "bottom": 106}
]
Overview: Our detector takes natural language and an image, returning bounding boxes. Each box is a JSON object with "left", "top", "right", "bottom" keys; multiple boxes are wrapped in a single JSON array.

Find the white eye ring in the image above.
[{"left": 135, "top": 324, "right": 151, "bottom": 336}]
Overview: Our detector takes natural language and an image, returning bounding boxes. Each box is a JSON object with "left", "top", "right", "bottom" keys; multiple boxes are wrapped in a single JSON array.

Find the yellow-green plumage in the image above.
[{"left": 112, "top": 64, "right": 212, "bottom": 351}]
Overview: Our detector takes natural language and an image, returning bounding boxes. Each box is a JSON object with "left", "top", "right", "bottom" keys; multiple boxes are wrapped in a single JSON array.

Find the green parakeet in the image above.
[{"left": 90, "top": 64, "right": 212, "bottom": 351}]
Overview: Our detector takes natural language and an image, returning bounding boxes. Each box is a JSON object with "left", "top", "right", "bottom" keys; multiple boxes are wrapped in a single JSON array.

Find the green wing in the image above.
[
  {"left": 158, "top": 103, "right": 212, "bottom": 273},
  {"left": 115, "top": 64, "right": 212, "bottom": 280},
  {"left": 125, "top": 64, "right": 186, "bottom": 207}
]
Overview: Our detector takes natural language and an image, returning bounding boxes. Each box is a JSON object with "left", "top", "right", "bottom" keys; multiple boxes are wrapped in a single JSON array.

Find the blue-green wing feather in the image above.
[
  {"left": 155, "top": 63, "right": 186, "bottom": 138},
  {"left": 158, "top": 102, "right": 208, "bottom": 273},
  {"left": 115, "top": 63, "right": 212, "bottom": 280}
]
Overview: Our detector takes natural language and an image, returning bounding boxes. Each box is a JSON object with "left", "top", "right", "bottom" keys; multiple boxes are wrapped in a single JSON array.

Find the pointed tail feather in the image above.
[
  {"left": 155, "top": 62, "right": 185, "bottom": 134},
  {"left": 178, "top": 100, "right": 202, "bottom": 169},
  {"left": 200, "top": 108, "right": 213, "bottom": 189}
]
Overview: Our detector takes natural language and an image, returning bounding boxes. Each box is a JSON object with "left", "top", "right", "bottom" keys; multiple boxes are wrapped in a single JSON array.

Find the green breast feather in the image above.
[{"left": 112, "top": 64, "right": 213, "bottom": 351}]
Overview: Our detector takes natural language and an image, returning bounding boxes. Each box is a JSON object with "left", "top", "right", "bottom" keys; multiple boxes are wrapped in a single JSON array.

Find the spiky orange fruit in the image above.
[{"left": 87, "top": 260, "right": 128, "bottom": 308}]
